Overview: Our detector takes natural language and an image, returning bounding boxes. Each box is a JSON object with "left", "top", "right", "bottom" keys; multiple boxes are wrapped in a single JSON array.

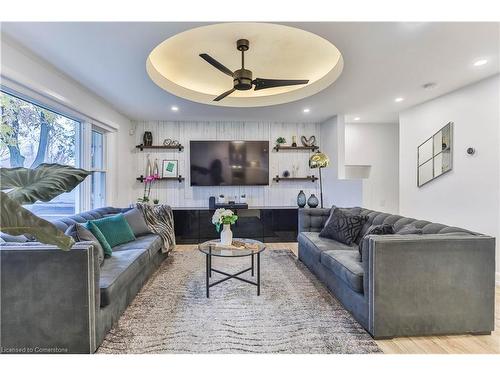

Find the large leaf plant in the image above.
[{"left": 0, "top": 163, "right": 90, "bottom": 250}]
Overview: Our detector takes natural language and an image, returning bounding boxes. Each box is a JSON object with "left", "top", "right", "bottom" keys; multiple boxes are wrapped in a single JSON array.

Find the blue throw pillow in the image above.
[{"left": 89, "top": 213, "right": 136, "bottom": 249}]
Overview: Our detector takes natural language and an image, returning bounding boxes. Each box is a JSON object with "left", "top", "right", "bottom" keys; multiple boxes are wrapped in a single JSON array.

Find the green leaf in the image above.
[
  {"left": 0, "top": 192, "right": 74, "bottom": 250},
  {"left": 0, "top": 163, "right": 90, "bottom": 205}
]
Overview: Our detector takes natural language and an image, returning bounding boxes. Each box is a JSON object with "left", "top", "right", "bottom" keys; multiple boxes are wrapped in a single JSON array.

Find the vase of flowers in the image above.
[
  {"left": 212, "top": 208, "right": 238, "bottom": 245},
  {"left": 138, "top": 174, "right": 159, "bottom": 204}
]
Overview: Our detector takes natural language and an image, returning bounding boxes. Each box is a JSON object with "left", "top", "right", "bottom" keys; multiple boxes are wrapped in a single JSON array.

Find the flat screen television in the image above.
[{"left": 190, "top": 140, "right": 269, "bottom": 186}]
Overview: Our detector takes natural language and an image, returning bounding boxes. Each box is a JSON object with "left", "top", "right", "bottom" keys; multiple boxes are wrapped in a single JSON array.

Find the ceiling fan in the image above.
[{"left": 199, "top": 39, "right": 309, "bottom": 101}]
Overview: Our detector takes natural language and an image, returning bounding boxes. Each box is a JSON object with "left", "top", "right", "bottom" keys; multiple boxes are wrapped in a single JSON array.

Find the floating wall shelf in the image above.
[
  {"left": 273, "top": 175, "right": 318, "bottom": 183},
  {"left": 136, "top": 175, "right": 185, "bottom": 183},
  {"left": 273, "top": 145, "right": 319, "bottom": 152},
  {"left": 136, "top": 144, "right": 184, "bottom": 151}
]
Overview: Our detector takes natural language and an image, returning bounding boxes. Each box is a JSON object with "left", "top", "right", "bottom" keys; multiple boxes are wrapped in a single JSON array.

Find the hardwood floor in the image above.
[{"left": 174, "top": 242, "right": 499, "bottom": 354}]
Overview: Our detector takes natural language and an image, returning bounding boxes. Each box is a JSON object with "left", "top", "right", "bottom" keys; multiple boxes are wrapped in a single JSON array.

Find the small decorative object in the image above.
[
  {"left": 171, "top": 140, "right": 179, "bottom": 147},
  {"left": 143, "top": 131, "right": 153, "bottom": 146},
  {"left": 163, "top": 138, "right": 172, "bottom": 146},
  {"left": 417, "top": 122, "right": 453, "bottom": 187},
  {"left": 145, "top": 154, "right": 152, "bottom": 177},
  {"left": 212, "top": 208, "right": 238, "bottom": 245},
  {"left": 291, "top": 164, "right": 299, "bottom": 177},
  {"left": 282, "top": 170, "right": 290, "bottom": 178},
  {"left": 291, "top": 135, "right": 297, "bottom": 147},
  {"left": 240, "top": 194, "right": 247, "bottom": 204},
  {"left": 138, "top": 174, "right": 159, "bottom": 203},
  {"left": 153, "top": 158, "right": 160, "bottom": 177},
  {"left": 467, "top": 147, "right": 475, "bottom": 155},
  {"left": 307, "top": 194, "right": 319, "bottom": 208},
  {"left": 162, "top": 159, "right": 178, "bottom": 178},
  {"left": 276, "top": 137, "right": 286, "bottom": 146},
  {"left": 309, "top": 150, "right": 330, "bottom": 208},
  {"left": 218, "top": 194, "right": 225, "bottom": 204},
  {"left": 297, "top": 190, "right": 306, "bottom": 208},
  {"left": 153, "top": 198, "right": 159, "bottom": 205},
  {"left": 301, "top": 135, "right": 316, "bottom": 147}
]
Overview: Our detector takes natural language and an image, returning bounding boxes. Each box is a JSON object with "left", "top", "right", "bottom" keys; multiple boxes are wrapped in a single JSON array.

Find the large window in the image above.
[{"left": 1, "top": 89, "right": 109, "bottom": 218}]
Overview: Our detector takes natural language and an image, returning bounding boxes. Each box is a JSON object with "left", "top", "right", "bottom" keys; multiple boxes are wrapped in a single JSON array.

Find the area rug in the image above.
[{"left": 98, "top": 249, "right": 381, "bottom": 354}]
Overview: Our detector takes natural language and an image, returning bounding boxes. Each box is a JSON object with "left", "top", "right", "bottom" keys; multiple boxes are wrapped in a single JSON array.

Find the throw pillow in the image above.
[
  {"left": 319, "top": 208, "right": 367, "bottom": 246},
  {"left": 397, "top": 224, "right": 423, "bottom": 235},
  {"left": 89, "top": 213, "right": 136, "bottom": 248},
  {"left": 65, "top": 223, "right": 105, "bottom": 266},
  {"left": 123, "top": 207, "right": 151, "bottom": 237},
  {"left": 324, "top": 205, "right": 362, "bottom": 227},
  {"left": 84, "top": 221, "right": 113, "bottom": 257},
  {"left": 358, "top": 224, "right": 394, "bottom": 260}
]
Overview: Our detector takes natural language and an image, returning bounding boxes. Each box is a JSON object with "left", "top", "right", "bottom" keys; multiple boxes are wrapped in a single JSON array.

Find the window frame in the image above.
[{"left": 1, "top": 84, "right": 110, "bottom": 214}]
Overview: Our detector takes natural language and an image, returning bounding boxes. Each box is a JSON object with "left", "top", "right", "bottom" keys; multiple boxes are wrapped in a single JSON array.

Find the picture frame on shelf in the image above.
[{"left": 162, "top": 159, "right": 178, "bottom": 178}]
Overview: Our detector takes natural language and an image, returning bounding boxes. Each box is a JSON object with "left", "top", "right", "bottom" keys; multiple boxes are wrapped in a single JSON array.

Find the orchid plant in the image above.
[
  {"left": 212, "top": 208, "right": 238, "bottom": 233},
  {"left": 138, "top": 174, "right": 159, "bottom": 203}
]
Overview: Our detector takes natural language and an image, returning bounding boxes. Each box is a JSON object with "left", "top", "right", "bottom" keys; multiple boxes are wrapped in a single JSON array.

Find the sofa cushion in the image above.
[
  {"left": 298, "top": 232, "right": 358, "bottom": 263},
  {"left": 358, "top": 224, "right": 394, "bottom": 260},
  {"left": 319, "top": 208, "right": 367, "bottom": 245},
  {"left": 65, "top": 223, "right": 105, "bottom": 266},
  {"left": 397, "top": 224, "right": 423, "bottom": 235},
  {"left": 99, "top": 248, "right": 150, "bottom": 307},
  {"left": 324, "top": 206, "right": 362, "bottom": 227},
  {"left": 123, "top": 207, "right": 151, "bottom": 237},
  {"left": 112, "top": 234, "right": 162, "bottom": 259},
  {"left": 320, "top": 250, "right": 364, "bottom": 293},
  {"left": 90, "top": 214, "right": 136, "bottom": 248},
  {"left": 85, "top": 221, "right": 113, "bottom": 257}
]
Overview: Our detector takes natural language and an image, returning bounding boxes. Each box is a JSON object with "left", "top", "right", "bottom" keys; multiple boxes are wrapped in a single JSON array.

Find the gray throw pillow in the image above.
[
  {"left": 123, "top": 207, "right": 151, "bottom": 236},
  {"left": 397, "top": 224, "right": 423, "bottom": 235},
  {"left": 65, "top": 223, "right": 105, "bottom": 266},
  {"left": 319, "top": 208, "right": 367, "bottom": 246},
  {"left": 359, "top": 224, "right": 394, "bottom": 260},
  {"left": 324, "top": 205, "right": 362, "bottom": 227}
]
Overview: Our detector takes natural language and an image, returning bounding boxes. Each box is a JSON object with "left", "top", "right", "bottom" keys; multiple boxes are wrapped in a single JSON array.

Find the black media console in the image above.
[{"left": 173, "top": 207, "right": 298, "bottom": 244}]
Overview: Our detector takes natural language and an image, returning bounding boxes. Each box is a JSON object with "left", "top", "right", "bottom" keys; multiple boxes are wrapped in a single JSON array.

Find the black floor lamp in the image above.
[{"left": 309, "top": 150, "right": 330, "bottom": 208}]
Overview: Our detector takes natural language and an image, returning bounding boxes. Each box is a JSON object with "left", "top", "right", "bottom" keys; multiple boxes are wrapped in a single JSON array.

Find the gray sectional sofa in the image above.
[
  {"left": 0, "top": 207, "right": 167, "bottom": 353},
  {"left": 298, "top": 207, "right": 496, "bottom": 339}
]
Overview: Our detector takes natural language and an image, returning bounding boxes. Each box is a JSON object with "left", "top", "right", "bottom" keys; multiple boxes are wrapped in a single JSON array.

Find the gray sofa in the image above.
[
  {"left": 0, "top": 207, "right": 168, "bottom": 353},
  {"left": 298, "top": 207, "right": 496, "bottom": 339}
]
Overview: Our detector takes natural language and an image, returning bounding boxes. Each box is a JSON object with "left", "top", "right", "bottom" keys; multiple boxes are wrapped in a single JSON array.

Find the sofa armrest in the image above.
[
  {"left": 0, "top": 242, "right": 100, "bottom": 353},
  {"left": 363, "top": 234, "right": 496, "bottom": 338},
  {"left": 298, "top": 208, "right": 331, "bottom": 233}
]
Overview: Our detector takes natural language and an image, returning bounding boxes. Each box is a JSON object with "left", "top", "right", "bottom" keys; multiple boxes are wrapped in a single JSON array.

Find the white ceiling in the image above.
[{"left": 1, "top": 22, "right": 499, "bottom": 123}]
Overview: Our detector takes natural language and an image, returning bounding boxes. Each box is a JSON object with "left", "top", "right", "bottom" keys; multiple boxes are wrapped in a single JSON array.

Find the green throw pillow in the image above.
[
  {"left": 84, "top": 221, "right": 113, "bottom": 257},
  {"left": 89, "top": 213, "right": 136, "bottom": 249}
]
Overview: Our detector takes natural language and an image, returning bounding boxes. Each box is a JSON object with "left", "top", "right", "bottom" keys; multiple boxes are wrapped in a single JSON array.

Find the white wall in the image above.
[
  {"left": 131, "top": 121, "right": 322, "bottom": 207},
  {"left": 399, "top": 75, "right": 500, "bottom": 279},
  {"left": 320, "top": 116, "right": 363, "bottom": 208},
  {"left": 345, "top": 122, "right": 399, "bottom": 213},
  {"left": 1, "top": 35, "right": 134, "bottom": 208}
]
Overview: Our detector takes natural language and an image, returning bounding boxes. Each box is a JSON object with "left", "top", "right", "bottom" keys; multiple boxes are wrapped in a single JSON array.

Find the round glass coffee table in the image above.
[{"left": 198, "top": 238, "right": 266, "bottom": 298}]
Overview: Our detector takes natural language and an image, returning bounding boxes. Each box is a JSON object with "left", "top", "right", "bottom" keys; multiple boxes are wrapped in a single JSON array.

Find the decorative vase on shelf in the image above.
[
  {"left": 143, "top": 131, "right": 153, "bottom": 146},
  {"left": 291, "top": 135, "right": 297, "bottom": 147},
  {"left": 297, "top": 190, "right": 306, "bottom": 208},
  {"left": 307, "top": 194, "right": 319, "bottom": 208},
  {"left": 220, "top": 224, "right": 233, "bottom": 245},
  {"left": 145, "top": 154, "right": 152, "bottom": 176},
  {"left": 153, "top": 158, "right": 159, "bottom": 176}
]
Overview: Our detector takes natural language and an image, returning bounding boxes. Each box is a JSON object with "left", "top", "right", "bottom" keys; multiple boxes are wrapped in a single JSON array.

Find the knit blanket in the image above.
[{"left": 136, "top": 203, "right": 176, "bottom": 253}]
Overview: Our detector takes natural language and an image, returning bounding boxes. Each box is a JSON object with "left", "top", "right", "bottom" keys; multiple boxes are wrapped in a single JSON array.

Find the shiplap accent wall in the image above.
[{"left": 132, "top": 121, "right": 321, "bottom": 207}]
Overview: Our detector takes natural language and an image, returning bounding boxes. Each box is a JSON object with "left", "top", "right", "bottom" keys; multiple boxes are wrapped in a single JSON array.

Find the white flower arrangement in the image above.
[{"left": 212, "top": 208, "right": 238, "bottom": 232}]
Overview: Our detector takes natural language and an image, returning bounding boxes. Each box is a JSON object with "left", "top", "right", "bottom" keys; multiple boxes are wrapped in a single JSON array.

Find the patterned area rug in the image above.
[{"left": 98, "top": 249, "right": 381, "bottom": 354}]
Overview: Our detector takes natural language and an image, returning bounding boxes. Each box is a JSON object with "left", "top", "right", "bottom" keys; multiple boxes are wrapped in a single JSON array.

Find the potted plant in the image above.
[
  {"left": 276, "top": 137, "right": 286, "bottom": 147},
  {"left": 211, "top": 208, "right": 238, "bottom": 245},
  {"left": 138, "top": 174, "right": 159, "bottom": 204}
]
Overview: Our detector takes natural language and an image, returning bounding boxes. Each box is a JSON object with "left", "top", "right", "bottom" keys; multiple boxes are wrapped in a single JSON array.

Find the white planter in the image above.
[{"left": 220, "top": 224, "right": 233, "bottom": 245}]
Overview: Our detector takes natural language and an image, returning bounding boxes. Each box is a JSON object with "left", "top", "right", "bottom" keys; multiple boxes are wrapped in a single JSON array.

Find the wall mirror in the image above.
[{"left": 417, "top": 122, "right": 453, "bottom": 187}]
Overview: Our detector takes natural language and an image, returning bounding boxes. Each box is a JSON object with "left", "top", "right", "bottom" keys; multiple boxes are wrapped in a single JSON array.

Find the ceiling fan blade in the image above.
[
  {"left": 214, "top": 88, "right": 236, "bottom": 101},
  {"left": 199, "top": 53, "right": 234, "bottom": 78},
  {"left": 252, "top": 78, "right": 309, "bottom": 91}
]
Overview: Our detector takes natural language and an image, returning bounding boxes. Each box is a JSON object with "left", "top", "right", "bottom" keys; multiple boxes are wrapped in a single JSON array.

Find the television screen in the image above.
[{"left": 190, "top": 140, "right": 269, "bottom": 186}]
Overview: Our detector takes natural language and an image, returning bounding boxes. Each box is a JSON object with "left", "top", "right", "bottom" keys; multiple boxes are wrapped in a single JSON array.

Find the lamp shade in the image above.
[{"left": 309, "top": 151, "right": 330, "bottom": 169}]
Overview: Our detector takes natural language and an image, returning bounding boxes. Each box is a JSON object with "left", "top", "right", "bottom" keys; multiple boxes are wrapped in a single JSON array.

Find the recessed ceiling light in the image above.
[
  {"left": 473, "top": 59, "right": 488, "bottom": 67},
  {"left": 354, "top": 117, "right": 361, "bottom": 121},
  {"left": 171, "top": 106, "right": 179, "bottom": 111},
  {"left": 303, "top": 108, "right": 310, "bottom": 113},
  {"left": 394, "top": 97, "right": 404, "bottom": 103}
]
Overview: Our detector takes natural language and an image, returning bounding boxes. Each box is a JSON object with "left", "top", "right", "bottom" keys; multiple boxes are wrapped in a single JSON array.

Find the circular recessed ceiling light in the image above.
[
  {"left": 395, "top": 97, "right": 404, "bottom": 103},
  {"left": 354, "top": 117, "right": 361, "bottom": 121},
  {"left": 303, "top": 108, "right": 310, "bottom": 113},
  {"left": 473, "top": 59, "right": 488, "bottom": 67},
  {"left": 171, "top": 106, "right": 179, "bottom": 111},
  {"left": 146, "top": 23, "right": 344, "bottom": 107}
]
